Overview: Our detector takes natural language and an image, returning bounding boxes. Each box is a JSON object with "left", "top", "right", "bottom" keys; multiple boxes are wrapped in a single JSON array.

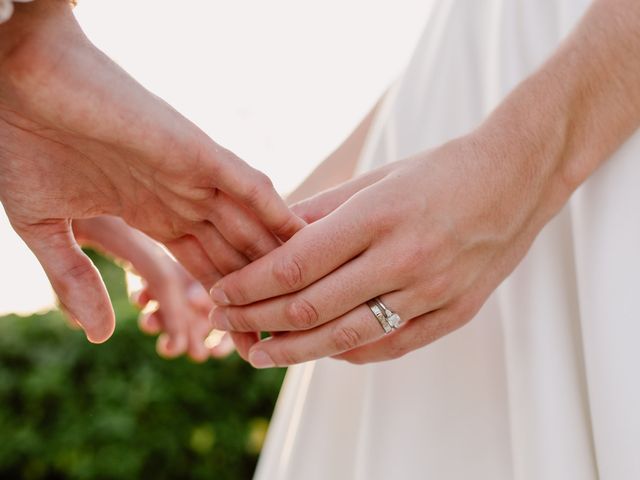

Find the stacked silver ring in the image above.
[{"left": 366, "top": 297, "right": 402, "bottom": 334}]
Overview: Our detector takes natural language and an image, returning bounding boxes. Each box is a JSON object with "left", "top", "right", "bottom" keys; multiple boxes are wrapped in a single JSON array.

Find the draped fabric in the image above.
[{"left": 255, "top": 1, "right": 640, "bottom": 478}]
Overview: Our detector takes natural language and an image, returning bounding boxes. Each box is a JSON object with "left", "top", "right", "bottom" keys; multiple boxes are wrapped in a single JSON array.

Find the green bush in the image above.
[{"left": 0, "top": 251, "right": 284, "bottom": 480}]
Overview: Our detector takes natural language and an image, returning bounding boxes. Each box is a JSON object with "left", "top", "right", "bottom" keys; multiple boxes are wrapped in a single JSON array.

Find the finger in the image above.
[
  {"left": 186, "top": 319, "right": 211, "bottom": 363},
  {"left": 209, "top": 333, "right": 236, "bottom": 358},
  {"left": 155, "top": 283, "right": 195, "bottom": 356},
  {"left": 186, "top": 282, "right": 214, "bottom": 313},
  {"left": 246, "top": 290, "right": 416, "bottom": 368},
  {"left": 230, "top": 331, "right": 260, "bottom": 362},
  {"left": 60, "top": 305, "right": 83, "bottom": 330},
  {"left": 211, "top": 204, "right": 372, "bottom": 306},
  {"left": 211, "top": 252, "right": 395, "bottom": 332},
  {"left": 291, "top": 166, "right": 391, "bottom": 223},
  {"left": 14, "top": 219, "right": 115, "bottom": 343},
  {"left": 246, "top": 305, "right": 383, "bottom": 368},
  {"left": 131, "top": 288, "right": 152, "bottom": 309},
  {"left": 194, "top": 222, "right": 249, "bottom": 274},
  {"left": 156, "top": 327, "right": 188, "bottom": 359},
  {"left": 209, "top": 145, "right": 305, "bottom": 240},
  {"left": 332, "top": 307, "right": 458, "bottom": 364},
  {"left": 138, "top": 311, "right": 162, "bottom": 335},
  {"left": 165, "top": 235, "right": 221, "bottom": 291},
  {"left": 203, "top": 328, "right": 227, "bottom": 352},
  {"left": 207, "top": 191, "right": 282, "bottom": 261}
]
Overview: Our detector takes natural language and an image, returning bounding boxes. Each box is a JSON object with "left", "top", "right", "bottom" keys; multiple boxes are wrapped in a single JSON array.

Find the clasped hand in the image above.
[
  {"left": 0, "top": 1, "right": 568, "bottom": 366},
  {"left": 210, "top": 136, "right": 567, "bottom": 367},
  {"left": 0, "top": 1, "right": 303, "bottom": 344}
]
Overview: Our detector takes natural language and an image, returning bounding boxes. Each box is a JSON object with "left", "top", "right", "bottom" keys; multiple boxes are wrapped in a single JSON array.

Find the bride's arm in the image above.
[{"left": 209, "top": 0, "right": 640, "bottom": 367}]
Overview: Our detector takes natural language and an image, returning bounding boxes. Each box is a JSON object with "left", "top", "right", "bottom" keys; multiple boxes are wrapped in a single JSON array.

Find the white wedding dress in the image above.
[{"left": 255, "top": 1, "right": 640, "bottom": 478}]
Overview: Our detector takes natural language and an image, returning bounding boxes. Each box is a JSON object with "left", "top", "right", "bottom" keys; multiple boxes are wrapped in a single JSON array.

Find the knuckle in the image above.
[
  {"left": 330, "top": 325, "right": 363, "bottom": 352},
  {"left": 241, "top": 240, "right": 268, "bottom": 261},
  {"left": 284, "top": 297, "right": 319, "bottom": 329},
  {"left": 244, "top": 171, "right": 275, "bottom": 207},
  {"left": 272, "top": 213, "right": 304, "bottom": 240},
  {"left": 55, "top": 261, "right": 97, "bottom": 296},
  {"left": 220, "top": 277, "right": 249, "bottom": 305},
  {"left": 424, "top": 273, "right": 453, "bottom": 303},
  {"left": 226, "top": 307, "right": 253, "bottom": 331},
  {"left": 390, "top": 246, "right": 421, "bottom": 278},
  {"left": 197, "top": 271, "right": 222, "bottom": 293},
  {"left": 272, "top": 255, "right": 305, "bottom": 291},
  {"left": 274, "top": 345, "right": 301, "bottom": 366},
  {"left": 370, "top": 203, "right": 397, "bottom": 233},
  {"left": 62, "top": 261, "right": 96, "bottom": 282},
  {"left": 419, "top": 228, "right": 457, "bottom": 263}
]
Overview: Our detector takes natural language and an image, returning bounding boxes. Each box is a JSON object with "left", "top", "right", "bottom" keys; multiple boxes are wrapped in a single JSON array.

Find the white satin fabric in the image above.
[{"left": 255, "top": 1, "right": 640, "bottom": 478}]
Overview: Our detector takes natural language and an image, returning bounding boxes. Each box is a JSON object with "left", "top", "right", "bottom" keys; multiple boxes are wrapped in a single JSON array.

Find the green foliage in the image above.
[{"left": 0, "top": 251, "right": 284, "bottom": 480}]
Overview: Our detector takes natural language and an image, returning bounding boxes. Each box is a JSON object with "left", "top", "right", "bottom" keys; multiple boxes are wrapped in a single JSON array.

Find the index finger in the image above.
[
  {"left": 210, "top": 145, "right": 306, "bottom": 240},
  {"left": 210, "top": 205, "right": 371, "bottom": 306}
]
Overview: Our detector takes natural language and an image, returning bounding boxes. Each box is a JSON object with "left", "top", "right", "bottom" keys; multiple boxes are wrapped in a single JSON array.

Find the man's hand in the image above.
[
  {"left": 0, "top": 0, "right": 303, "bottom": 343},
  {"left": 73, "top": 216, "right": 234, "bottom": 362}
]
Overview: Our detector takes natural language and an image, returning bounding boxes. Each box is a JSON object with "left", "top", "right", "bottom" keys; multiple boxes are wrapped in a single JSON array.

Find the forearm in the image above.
[
  {"left": 474, "top": 0, "right": 640, "bottom": 220},
  {"left": 286, "top": 96, "right": 382, "bottom": 204}
]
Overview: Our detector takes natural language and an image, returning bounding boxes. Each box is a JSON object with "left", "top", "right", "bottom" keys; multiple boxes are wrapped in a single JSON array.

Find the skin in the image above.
[
  {"left": 227, "top": 96, "right": 381, "bottom": 357},
  {"left": 73, "top": 216, "right": 233, "bottom": 362},
  {"left": 0, "top": 0, "right": 303, "bottom": 344},
  {"left": 210, "top": 0, "right": 640, "bottom": 367}
]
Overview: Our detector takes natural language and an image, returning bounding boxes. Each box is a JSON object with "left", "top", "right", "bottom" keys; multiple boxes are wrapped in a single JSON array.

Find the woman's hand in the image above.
[
  {"left": 209, "top": 133, "right": 570, "bottom": 366},
  {"left": 0, "top": 1, "right": 302, "bottom": 343},
  {"left": 210, "top": 0, "right": 640, "bottom": 367},
  {"left": 74, "top": 216, "right": 234, "bottom": 362}
]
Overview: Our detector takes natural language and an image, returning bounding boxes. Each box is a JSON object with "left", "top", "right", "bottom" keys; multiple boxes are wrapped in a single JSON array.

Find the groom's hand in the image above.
[{"left": 0, "top": 0, "right": 303, "bottom": 343}]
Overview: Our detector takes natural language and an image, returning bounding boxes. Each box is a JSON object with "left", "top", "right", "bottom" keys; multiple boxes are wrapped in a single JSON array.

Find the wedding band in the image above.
[
  {"left": 366, "top": 300, "right": 392, "bottom": 334},
  {"left": 374, "top": 298, "right": 403, "bottom": 329}
]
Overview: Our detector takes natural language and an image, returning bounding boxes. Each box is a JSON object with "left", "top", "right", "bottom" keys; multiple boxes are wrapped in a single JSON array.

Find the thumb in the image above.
[{"left": 14, "top": 219, "right": 115, "bottom": 343}]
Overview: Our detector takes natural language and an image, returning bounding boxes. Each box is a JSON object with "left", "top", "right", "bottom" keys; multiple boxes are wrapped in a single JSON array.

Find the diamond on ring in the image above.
[
  {"left": 366, "top": 297, "right": 402, "bottom": 335},
  {"left": 386, "top": 313, "right": 402, "bottom": 329}
]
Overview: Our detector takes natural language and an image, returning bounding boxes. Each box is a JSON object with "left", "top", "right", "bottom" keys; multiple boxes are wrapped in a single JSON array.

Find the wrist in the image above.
[
  {"left": 0, "top": 0, "right": 80, "bottom": 73},
  {"left": 470, "top": 76, "right": 578, "bottom": 233}
]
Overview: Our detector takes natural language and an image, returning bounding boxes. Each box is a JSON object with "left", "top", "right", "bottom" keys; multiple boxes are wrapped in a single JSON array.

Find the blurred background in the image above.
[{"left": 0, "top": 1, "right": 430, "bottom": 478}]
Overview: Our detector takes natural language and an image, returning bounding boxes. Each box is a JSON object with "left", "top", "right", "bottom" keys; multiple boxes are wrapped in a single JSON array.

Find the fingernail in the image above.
[
  {"left": 210, "top": 309, "right": 231, "bottom": 331},
  {"left": 210, "top": 286, "right": 230, "bottom": 306},
  {"left": 249, "top": 350, "right": 275, "bottom": 369}
]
